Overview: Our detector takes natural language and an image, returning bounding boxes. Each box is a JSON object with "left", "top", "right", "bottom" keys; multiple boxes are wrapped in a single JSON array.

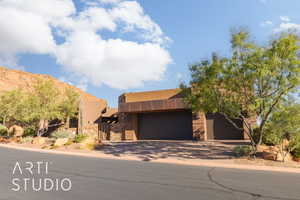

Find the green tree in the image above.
[
  {"left": 59, "top": 87, "right": 80, "bottom": 128},
  {"left": 0, "top": 89, "right": 25, "bottom": 126},
  {"left": 264, "top": 102, "right": 300, "bottom": 161},
  {"left": 28, "top": 79, "right": 62, "bottom": 136},
  {"left": 182, "top": 30, "right": 300, "bottom": 152}
]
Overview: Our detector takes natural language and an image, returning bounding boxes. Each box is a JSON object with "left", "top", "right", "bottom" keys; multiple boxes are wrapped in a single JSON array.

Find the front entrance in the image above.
[
  {"left": 138, "top": 111, "right": 193, "bottom": 140},
  {"left": 206, "top": 113, "right": 244, "bottom": 140}
]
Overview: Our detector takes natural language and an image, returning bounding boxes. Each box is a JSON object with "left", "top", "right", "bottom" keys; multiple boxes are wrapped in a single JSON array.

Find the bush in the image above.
[
  {"left": 51, "top": 130, "right": 73, "bottom": 139},
  {"left": 234, "top": 145, "right": 253, "bottom": 157},
  {"left": 252, "top": 127, "right": 281, "bottom": 146},
  {"left": 262, "top": 130, "right": 281, "bottom": 146},
  {"left": 64, "top": 139, "right": 73, "bottom": 146},
  {"left": 23, "top": 127, "right": 36, "bottom": 137},
  {"left": 20, "top": 136, "right": 33, "bottom": 144},
  {"left": 74, "top": 134, "right": 88, "bottom": 143},
  {"left": 292, "top": 148, "right": 300, "bottom": 158},
  {"left": 0, "top": 125, "right": 8, "bottom": 136},
  {"left": 290, "top": 135, "right": 300, "bottom": 158}
]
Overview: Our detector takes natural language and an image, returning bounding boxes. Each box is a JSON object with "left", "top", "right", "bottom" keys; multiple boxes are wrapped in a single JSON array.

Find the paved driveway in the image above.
[{"left": 99, "top": 140, "right": 248, "bottom": 161}]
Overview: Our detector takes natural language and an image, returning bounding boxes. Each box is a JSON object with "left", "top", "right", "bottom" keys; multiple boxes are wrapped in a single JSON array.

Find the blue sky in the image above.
[{"left": 1, "top": 0, "right": 300, "bottom": 107}]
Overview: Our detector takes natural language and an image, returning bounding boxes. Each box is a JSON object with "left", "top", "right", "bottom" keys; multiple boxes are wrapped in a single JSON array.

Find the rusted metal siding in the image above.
[{"left": 119, "top": 98, "right": 187, "bottom": 113}]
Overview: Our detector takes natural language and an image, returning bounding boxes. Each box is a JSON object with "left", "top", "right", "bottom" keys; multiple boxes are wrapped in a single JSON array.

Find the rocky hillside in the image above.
[{"left": 0, "top": 66, "right": 107, "bottom": 106}]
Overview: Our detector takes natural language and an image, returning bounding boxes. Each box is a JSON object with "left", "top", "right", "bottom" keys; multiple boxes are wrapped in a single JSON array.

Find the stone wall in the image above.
[
  {"left": 192, "top": 112, "right": 207, "bottom": 141},
  {"left": 117, "top": 113, "right": 138, "bottom": 141}
]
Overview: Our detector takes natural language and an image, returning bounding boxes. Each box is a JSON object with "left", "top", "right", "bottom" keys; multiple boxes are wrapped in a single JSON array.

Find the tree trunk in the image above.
[
  {"left": 37, "top": 119, "right": 49, "bottom": 137},
  {"left": 3, "top": 115, "right": 6, "bottom": 127},
  {"left": 66, "top": 116, "right": 70, "bottom": 129}
]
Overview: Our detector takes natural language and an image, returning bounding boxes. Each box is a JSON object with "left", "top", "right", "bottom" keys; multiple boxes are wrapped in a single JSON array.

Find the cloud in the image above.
[
  {"left": 0, "top": 0, "right": 172, "bottom": 89},
  {"left": 98, "top": 0, "right": 122, "bottom": 4},
  {"left": 110, "top": 1, "right": 170, "bottom": 44},
  {"left": 260, "top": 20, "right": 273, "bottom": 27},
  {"left": 280, "top": 16, "right": 290, "bottom": 22},
  {"left": 273, "top": 22, "right": 300, "bottom": 33},
  {"left": 56, "top": 31, "right": 171, "bottom": 89}
]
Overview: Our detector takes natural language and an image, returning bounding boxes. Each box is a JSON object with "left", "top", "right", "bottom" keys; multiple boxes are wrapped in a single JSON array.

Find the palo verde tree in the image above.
[{"left": 182, "top": 30, "right": 300, "bottom": 151}]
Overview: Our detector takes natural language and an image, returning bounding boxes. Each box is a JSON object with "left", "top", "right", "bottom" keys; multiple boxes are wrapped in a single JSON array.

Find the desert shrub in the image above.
[
  {"left": 252, "top": 127, "right": 281, "bottom": 146},
  {"left": 74, "top": 134, "right": 88, "bottom": 143},
  {"left": 51, "top": 130, "right": 72, "bottom": 139},
  {"left": 84, "top": 143, "right": 96, "bottom": 150},
  {"left": 234, "top": 145, "right": 253, "bottom": 157},
  {"left": 290, "top": 135, "right": 300, "bottom": 158},
  {"left": 292, "top": 148, "right": 300, "bottom": 158},
  {"left": 262, "top": 130, "right": 281, "bottom": 146},
  {"left": 64, "top": 139, "right": 73, "bottom": 146},
  {"left": 23, "top": 127, "right": 36, "bottom": 137},
  {"left": 0, "top": 125, "right": 8, "bottom": 136},
  {"left": 20, "top": 136, "right": 33, "bottom": 144}
]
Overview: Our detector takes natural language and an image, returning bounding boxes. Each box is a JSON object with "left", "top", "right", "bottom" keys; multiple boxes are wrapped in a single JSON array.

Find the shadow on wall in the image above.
[{"left": 97, "top": 141, "right": 249, "bottom": 162}]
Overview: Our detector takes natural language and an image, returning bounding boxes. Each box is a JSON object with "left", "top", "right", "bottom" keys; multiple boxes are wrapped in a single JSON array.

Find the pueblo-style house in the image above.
[{"left": 86, "top": 89, "right": 253, "bottom": 142}]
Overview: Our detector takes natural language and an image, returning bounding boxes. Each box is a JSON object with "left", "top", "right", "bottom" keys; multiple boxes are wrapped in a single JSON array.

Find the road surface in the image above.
[{"left": 0, "top": 146, "right": 299, "bottom": 200}]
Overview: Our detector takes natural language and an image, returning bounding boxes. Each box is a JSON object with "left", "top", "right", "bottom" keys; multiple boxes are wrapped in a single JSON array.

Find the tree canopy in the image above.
[
  {"left": 0, "top": 79, "right": 80, "bottom": 136},
  {"left": 182, "top": 30, "right": 300, "bottom": 150}
]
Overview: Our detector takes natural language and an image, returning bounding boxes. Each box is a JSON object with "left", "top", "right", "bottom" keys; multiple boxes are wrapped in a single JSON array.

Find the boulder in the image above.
[
  {"left": 8, "top": 125, "right": 24, "bottom": 137},
  {"left": 32, "top": 137, "right": 46, "bottom": 145},
  {"left": 276, "top": 151, "right": 292, "bottom": 162},
  {"left": 256, "top": 145, "right": 269, "bottom": 152},
  {"left": 54, "top": 138, "right": 69, "bottom": 147},
  {"left": 293, "top": 157, "right": 300, "bottom": 162},
  {"left": 262, "top": 151, "right": 277, "bottom": 161}
]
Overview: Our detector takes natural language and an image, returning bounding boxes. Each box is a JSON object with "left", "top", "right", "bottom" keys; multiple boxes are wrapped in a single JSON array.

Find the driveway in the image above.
[
  {"left": 99, "top": 140, "right": 248, "bottom": 161},
  {"left": 0, "top": 146, "right": 299, "bottom": 200}
]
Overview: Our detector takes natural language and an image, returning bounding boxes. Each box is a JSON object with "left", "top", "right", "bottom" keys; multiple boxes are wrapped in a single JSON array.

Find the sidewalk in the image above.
[{"left": 0, "top": 142, "right": 299, "bottom": 174}]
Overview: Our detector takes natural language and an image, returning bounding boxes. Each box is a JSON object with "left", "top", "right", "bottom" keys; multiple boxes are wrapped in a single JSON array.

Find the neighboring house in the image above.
[
  {"left": 97, "top": 108, "right": 118, "bottom": 140},
  {"left": 99, "top": 88, "right": 252, "bottom": 141},
  {"left": 76, "top": 96, "right": 107, "bottom": 136}
]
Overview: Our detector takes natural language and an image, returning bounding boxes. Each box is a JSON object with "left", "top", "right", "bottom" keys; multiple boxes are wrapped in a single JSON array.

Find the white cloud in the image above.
[
  {"left": 273, "top": 22, "right": 300, "bottom": 33},
  {"left": 280, "top": 16, "right": 290, "bottom": 22},
  {"left": 56, "top": 31, "right": 171, "bottom": 89},
  {"left": 110, "top": 1, "right": 170, "bottom": 44},
  {"left": 176, "top": 72, "right": 183, "bottom": 80},
  {"left": 98, "top": 0, "right": 122, "bottom": 4},
  {"left": 0, "top": 0, "right": 172, "bottom": 89},
  {"left": 260, "top": 20, "right": 273, "bottom": 27}
]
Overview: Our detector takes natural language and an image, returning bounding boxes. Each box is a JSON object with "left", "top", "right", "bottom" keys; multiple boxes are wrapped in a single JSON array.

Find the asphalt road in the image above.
[{"left": 0, "top": 147, "right": 299, "bottom": 200}]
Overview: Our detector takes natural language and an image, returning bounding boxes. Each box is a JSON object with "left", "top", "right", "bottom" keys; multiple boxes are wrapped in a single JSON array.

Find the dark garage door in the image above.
[
  {"left": 206, "top": 113, "right": 244, "bottom": 140},
  {"left": 138, "top": 111, "right": 193, "bottom": 140}
]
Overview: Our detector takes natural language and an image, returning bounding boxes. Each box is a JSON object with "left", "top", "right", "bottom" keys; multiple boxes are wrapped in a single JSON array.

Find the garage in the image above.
[
  {"left": 138, "top": 111, "right": 193, "bottom": 140},
  {"left": 206, "top": 113, "right": 244, "bottom": 140}
]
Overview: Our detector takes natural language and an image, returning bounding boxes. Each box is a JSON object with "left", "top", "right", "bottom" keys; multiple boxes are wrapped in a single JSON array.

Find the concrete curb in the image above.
[{"left": 0, "top": 143, "right": 299, "bottom": 174}]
